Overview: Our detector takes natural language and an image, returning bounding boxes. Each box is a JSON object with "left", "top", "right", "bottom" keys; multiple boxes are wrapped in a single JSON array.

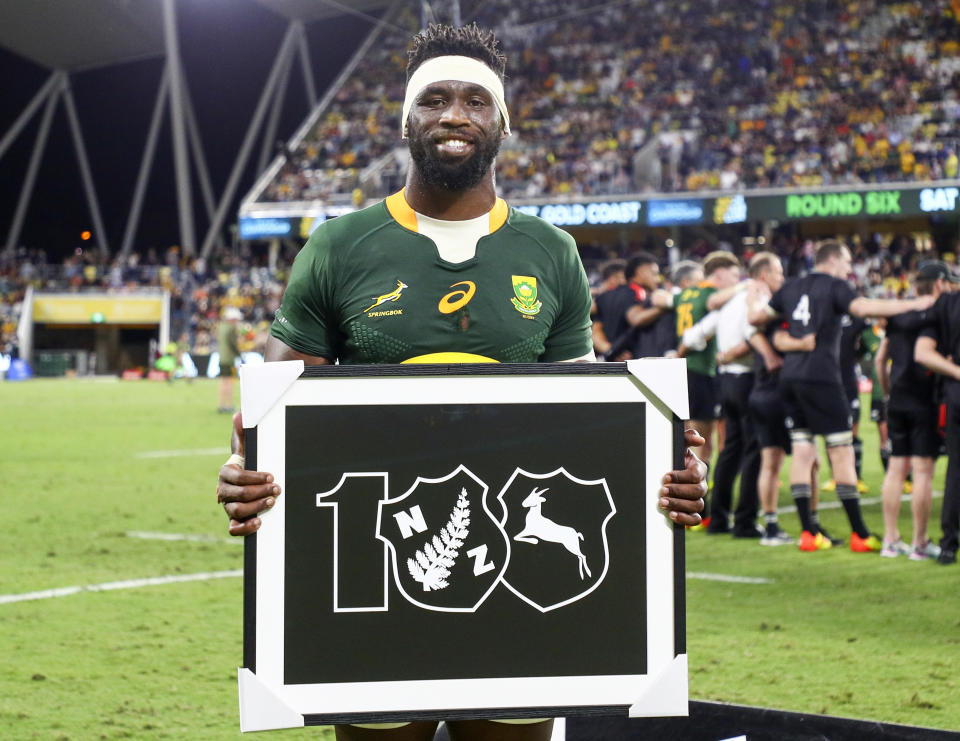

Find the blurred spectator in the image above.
[{"left": 257, "top": 0, "right": 960, "bottom": 206}]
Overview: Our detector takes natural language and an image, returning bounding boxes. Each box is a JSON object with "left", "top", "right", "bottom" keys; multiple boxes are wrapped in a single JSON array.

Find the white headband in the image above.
[{"left": 401, "top": 55, "right": 511, "bottom": 138}]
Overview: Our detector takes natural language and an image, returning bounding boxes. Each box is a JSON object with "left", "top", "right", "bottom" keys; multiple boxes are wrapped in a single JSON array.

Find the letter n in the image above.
[{"left": 393, "top": 505, "right": 428, "bottom": 539}]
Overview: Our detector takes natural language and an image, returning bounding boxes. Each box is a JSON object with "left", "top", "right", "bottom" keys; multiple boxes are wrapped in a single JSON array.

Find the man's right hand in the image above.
[{"left": 217, "top": 412, "right": 281, "bottom": 536}]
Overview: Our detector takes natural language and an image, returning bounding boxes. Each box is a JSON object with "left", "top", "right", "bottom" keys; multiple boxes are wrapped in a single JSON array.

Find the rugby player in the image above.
[
  {"left": 678, "top": 255, "right": 770, "bottom": 537},
  {"left": 674, "top": 252, "right": 742, "bottom": 527},
  {"left": 876, "top": 261, "right": 954, "bottom": 559},
  {"left": 593, "top": 253, "right": 670, "bottom": 361},
  {"left": 915, "top": 264, "right": 960, "bottom": 565},
  {"left": 756, "top": 241, "right": 933, "bottom": 552},
  {"left": 819, "top": 312, "right": 869, "bottom": 493},
  {"left": 742, "top": 253, "right": 795, "bottom": 545},
  {"left": 216, "top": 23, "right": 707, "bottom": 740}
]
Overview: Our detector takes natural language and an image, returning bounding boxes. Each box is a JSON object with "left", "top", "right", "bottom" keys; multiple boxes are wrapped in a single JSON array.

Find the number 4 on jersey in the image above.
[{"left": 792, "top": 294, "right": 811, "bottom": 326}]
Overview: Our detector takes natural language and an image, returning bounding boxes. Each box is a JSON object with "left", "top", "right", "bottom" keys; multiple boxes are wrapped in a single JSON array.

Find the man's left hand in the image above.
[{"left": 659, "top": 428, "right": 707, "bottom": 526}]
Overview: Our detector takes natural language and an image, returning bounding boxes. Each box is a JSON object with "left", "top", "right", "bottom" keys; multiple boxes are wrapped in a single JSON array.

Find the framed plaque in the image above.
[{"left": 237, "top": 360, "right": 689, "bottom": 732}]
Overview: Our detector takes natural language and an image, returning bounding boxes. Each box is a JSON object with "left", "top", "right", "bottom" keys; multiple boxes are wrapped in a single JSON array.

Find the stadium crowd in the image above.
[
  {"left": 261, "top": 0, "right": 960, "bottom": 204},
  {"left": 0, "top": 244, "right": 295, "bottom": 367},
  {"left": 1, "top": 229, "right": 946, "bottom": 366}
]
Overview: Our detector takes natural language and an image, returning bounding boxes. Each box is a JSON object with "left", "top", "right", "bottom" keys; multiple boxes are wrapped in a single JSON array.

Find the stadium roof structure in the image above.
[
  {"left": 251, "top": 0, "right": 395, "bottom": 24},
  {"left": 0, "top": 1, "right": 166, "bottom": 73},
  {"left": 0, "top": 0, "right": 398, "bottom": 260}
]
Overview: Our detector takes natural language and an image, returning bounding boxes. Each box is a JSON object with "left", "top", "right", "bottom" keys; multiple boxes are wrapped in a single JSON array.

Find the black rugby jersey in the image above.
[
  {"left": 886, "top": 309, "right": 937, "bottom": 410},
  {"left": 752, "top": 318, "right": 784, "bottom": 394},
  {"left": 839, "top": 314, "right": 867, "bottom": 392},
  {"left": 768, "top": 272, "right": 856, "bottom": 385},
  {"left": 919, "top": 292, "right": 960, "bottom": 406}
]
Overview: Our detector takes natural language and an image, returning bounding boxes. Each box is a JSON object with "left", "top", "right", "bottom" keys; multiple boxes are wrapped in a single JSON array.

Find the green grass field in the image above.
[{"left": 1, "top": 378, "right": 957, "bottom": 739}]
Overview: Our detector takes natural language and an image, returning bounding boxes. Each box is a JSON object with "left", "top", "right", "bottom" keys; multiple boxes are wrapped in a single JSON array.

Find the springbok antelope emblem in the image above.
[
  {"left": 514, "top": 487, "right": 591, "bottom": 579},
  {"left": 364, "top": 280, "right": 408, "bottom": 312}
]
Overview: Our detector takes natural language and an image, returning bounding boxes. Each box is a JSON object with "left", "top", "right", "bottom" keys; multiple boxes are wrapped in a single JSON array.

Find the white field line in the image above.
[
  {"left": 6, "top": 487, "right": 933, "bottom": 605},
  {"left": 688, "top": 572, "right": 774, "bottom": 584},
  {"left": 126, "top": 530, "right": 241, "bottom": 545},
  {"left": 776, "top": 489, "right": 942, "bottom": 515},
  {"left": 0, "top": 570, "right": 242, "bottom": 605},
  {"left": 135, "top": 447, "right": 228, "bottom": 459}
]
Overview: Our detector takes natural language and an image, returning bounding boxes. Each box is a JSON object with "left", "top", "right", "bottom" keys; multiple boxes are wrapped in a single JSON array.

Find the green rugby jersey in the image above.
[
  {"left": 860, "top": 324, "right": 884, "bottom": 401},
  {"left": 271, "top": 191, "right": 592, "bottom": 364},
  {"left": 675, "top": 281, "right": 718, "bottom": 376}
]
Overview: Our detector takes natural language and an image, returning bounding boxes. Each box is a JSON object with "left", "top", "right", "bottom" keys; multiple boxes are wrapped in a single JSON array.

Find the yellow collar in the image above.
[{"left": 385, "top": 189, "right": 509, "bottom": 234}]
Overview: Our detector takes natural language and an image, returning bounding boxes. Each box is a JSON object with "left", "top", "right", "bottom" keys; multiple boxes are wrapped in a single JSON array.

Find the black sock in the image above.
[
  {"left": 837, "top": 483, "right": 869, "bottom": 538},
  {"left": 853, "top": 436, "right": 863, "bottom": 480},
  {"left": 810, "top": 510, "right": 821, "bottom": 534},
  {"left": 791, "top": 484, "right": 814, "bottom": 533},
  {"left": 764, "top": 512, "right": 779, "bottom": 536}
]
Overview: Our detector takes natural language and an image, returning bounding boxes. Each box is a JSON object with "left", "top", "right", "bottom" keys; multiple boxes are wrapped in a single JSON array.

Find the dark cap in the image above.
[{"left": 917, "top": 260, "right": 960, "bottom": 283}]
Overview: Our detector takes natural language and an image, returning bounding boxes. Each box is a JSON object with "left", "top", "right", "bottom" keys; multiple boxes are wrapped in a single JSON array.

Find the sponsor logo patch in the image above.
[{"left": 510, "top": 275, "right": 542, "bottom": 317}]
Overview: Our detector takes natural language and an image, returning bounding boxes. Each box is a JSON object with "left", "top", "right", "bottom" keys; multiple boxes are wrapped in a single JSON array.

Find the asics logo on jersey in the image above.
[
  {"left": 364, "top": 280, "right": 408, "bottom": 313},
  {"left": 438, "top": 281, "right": 477, "bottom": 314}
]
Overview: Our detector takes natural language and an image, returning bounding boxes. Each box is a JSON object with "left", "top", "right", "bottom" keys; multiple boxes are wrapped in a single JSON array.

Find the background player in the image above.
[
  {"left": 876, "top": 261, "right": 954, "bottom": 559},
  {"left": 756, "top": 241, "right": 933, "bottom": 552},
  {"left": 674, "top": 252, "right": 742, "bottom": 526},
  {"left": 915, "top": 265, "right": 960, "bottom": 566}
]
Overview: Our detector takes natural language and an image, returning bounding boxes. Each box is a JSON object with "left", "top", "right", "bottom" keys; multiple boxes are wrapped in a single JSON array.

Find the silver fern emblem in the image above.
[{"left": 407, "top": 488, "right": 470, "bottom": 591}]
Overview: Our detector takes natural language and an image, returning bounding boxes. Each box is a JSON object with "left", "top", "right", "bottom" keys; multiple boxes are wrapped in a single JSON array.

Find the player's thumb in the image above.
[{"left": 231, "top": 411, "right": 246, "bottom": 458}]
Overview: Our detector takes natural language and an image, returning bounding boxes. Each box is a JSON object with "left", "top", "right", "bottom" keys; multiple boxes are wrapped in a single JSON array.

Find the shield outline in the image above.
[
  {"left": 376, "top": 464, "right": 510, "bottom": 613},
  {"left": 496, "top": 467, "right": 616, "bottom": 613}
]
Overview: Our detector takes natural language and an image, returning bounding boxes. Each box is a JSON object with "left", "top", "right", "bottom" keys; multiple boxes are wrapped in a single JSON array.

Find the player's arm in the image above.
[
  {"left": 717, "top": 340, "right": 751, "bottom": 366},
  {"left": 625, "top": 303, "right": 664, "bottom": 328},
  {"left": 706, "top": 282, "right": 743, "bottom": 311},
  {"left": 749, "top": 332, "right": 782, "bottom": 372},
  {"left": 748, "top": 302, "right": 777, "bottom": 326},
  {"left": 651, "top": 288, "right": 674, "bottom": 308},
  {"left": 681, "top": 310, "right": 720, "bottom": 352},
  {"left": 848, "top": 294, "right": 934, "bottom": 318},
  {"left": 874, "top": 337, "right": 891, "bottom": 397},
  {"left": 591, "top": 320, "right": 612, "bottom": 356},
  {"left": 914, "top": 336, "right": 960, "bottom": 381},
  {"left": 773, "top": 330, "right": 815, "bottom": 353}
]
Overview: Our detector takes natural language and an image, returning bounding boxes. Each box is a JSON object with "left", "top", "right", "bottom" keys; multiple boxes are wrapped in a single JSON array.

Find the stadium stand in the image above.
[
  {"left": 255, "top": 0, "right": 960, "bottom": 206},
  {"left": 0, "top": 229, "right": 945, "bottom": 373}
]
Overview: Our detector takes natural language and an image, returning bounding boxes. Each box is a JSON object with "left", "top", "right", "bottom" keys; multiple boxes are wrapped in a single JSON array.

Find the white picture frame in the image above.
[{"left": 237, "top": 360, "right": 689, "bottom": 732}]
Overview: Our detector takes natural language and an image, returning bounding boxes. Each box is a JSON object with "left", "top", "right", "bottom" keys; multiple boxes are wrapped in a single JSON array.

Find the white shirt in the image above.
[
  {"left": 416, "top": 211, "right": 489, "bottom": 263},
  {"left": 682, "top": 284, "right": 755, "bottom": 374}
]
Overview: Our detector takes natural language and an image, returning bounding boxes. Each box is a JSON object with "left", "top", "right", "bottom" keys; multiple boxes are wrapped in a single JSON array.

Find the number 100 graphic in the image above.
[{"left": 316, "top": 465, "right": 616, "bottom": 614}]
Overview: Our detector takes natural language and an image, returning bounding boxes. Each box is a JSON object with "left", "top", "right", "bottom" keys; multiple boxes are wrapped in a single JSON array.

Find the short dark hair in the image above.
[
  {"left": 407, "top": 23, "right": 506, "bottom": 82},
  {"left": 601, "top": 260, "right": 626, "bottom": 281},
  {"left": 702, "top": 250, "right": 740, "bottom": 277},
  {"left": 915, "top": 276, "right": 935, "bottom": 296},
  {"left": 626, "top": 252, "right": 658, "bottom": 281},
  {"left": 814, "top": 240, "right": 848, "bottom": 265}
]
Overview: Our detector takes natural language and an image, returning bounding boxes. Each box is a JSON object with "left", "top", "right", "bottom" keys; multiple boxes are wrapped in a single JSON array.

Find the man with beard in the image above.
[{"left": 216, "top": 23, "right": 707, "bottom": 741}]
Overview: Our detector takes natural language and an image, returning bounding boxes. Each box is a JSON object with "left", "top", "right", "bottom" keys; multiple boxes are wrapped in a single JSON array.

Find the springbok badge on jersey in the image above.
[
  {"left": 510, "top": 275, "right": 542, "bottom": 317},
  {"left": 377, "top": 465, "right": 510, "bottom": 612},
  {"left": 497, "top": 468, "right": 615, "bottom": 612}
]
